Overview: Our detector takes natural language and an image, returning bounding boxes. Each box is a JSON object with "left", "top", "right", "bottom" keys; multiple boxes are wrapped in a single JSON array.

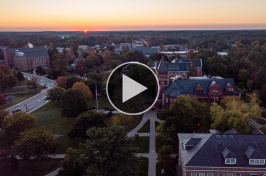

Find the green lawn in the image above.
[
  {"left": 88, "top": 96, "right": 112, "bottom": 109},
  {"left": 31, "top": 101, "right": 83, "bottom": 153},
  {"left": 139, "top": 157, "right": 149, "bottom": 176},
  {"left": 0, "top": 158, "right": 62, "bottom": 176},
  {"left": 134, "top": 137, "right": 149, "bottom": 153},
  {"left": 138, "top": 120, "right": 150, "bottom": 133},
  {"left": 31, "top": 101, "right": 143, "bottom": 152}
]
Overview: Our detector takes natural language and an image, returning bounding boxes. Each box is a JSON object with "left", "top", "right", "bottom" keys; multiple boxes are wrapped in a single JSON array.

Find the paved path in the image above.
[{"left": 128, "top": 111, "right": 162, "bottom": 176}]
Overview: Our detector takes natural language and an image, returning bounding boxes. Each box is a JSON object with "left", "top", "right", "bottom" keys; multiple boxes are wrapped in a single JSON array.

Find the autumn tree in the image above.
[
  {"left": 13, "top": 128, "right": 58, "bottom": 160},
  {"left": 52, "top": 55, "right": 68, "bottom": 76},
  {"left": 56, "top": 76, "right": 67, "bottom": 88},
  {"left": 72, "top": 82, "right": 93, "bottom": 101},
  {"left": 47, "top": 87, "right": 66, "bottom": 101},
  {"left": 2, "top": 112, "right": 37, "bottom": 140},
  {"left": 111, "top": 113, "right": 132, "bottom": 125},
  {"left": 210, "top": 93, "right": 261, "bottom": 134},
  {"left": 69, "top": 111, "right": 105, "bottom": 138},
  {"left": 61, "top": 89, "right": 88, "bottom": 117},
  {"left": 157, "top": 145, "right": 175, "bottom": 173}
]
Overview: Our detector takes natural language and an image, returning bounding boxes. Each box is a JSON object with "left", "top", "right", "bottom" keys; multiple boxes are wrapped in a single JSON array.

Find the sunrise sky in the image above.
[{"left": 0, "top": 0, "right": 266, "bottom": 31}]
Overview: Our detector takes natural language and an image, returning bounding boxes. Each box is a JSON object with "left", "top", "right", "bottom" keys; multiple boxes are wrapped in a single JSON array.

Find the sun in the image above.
[{"left": 84, "top": 29, "right": 87, "bottom": 33}]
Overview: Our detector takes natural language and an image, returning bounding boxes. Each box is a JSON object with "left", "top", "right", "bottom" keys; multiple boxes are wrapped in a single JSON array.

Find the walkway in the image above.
[{"left": 128, "top": 111, "right": 162, "bottom": 176}]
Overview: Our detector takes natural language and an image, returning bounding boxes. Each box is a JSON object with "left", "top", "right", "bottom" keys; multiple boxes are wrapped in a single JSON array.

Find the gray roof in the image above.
[
  {"left": 156, "top": 59, "right": 202, "bottom": 72},
  {"left": 224, "top": 128, "right": 241, "bottom": 134},
  {"left": 5, "top": 47, "right": 49, "bottom": 59},
  {"left": 157, "top": 57, "right": 168, "bottom": 74},
  {"left": 163, "top": 78, "right": 239, "bottom": 97},
  {"left": 179, "top": 134, "right": 266, "bottom": 168},
  {"left": 130, "top": 47, "right": 158, "bottom": 55}
]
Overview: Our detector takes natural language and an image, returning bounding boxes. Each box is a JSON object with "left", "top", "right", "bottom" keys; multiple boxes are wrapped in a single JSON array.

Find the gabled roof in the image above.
[
  {"left": 157, "top": 56, "right": 168, "bottom": 73},
  {"left": 5, "top": 47, "right": 49, "bottom": 59},
  {"left": 245, "top": 145, "right": 265, "bottom": 159},
  {"left": 163, "top": 78, "right": 239, "bottom": 97},
  {"left": 179, "top": 134, "right": 266, "bottom": 168},
  {"left": 224, "top": 128, "right": 241, "bottom": 134},
  {"left": 222, "top": 147, "right": 236, "bottom": 158}
]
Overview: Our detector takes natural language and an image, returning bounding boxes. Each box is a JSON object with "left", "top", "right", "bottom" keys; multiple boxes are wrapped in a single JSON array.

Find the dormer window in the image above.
[
  {"left": 249, "top": 159, "right": 265, "bottom": 165},
  {"left": 212, "top": 90, "right": 218, "bottom": 94},
  {"left": 225, "top": 158, "right": 236, "bottom": 164}
]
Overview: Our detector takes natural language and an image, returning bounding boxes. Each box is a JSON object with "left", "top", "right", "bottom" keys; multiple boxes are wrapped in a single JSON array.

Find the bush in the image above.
[{"left": 35, "top": 66, "right": 46, "bottom": 75}]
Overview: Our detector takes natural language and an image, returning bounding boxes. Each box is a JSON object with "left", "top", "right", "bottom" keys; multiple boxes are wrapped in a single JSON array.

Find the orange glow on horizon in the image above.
[{"left": 0, "top": 0, "right": 266, "bottom": 31}]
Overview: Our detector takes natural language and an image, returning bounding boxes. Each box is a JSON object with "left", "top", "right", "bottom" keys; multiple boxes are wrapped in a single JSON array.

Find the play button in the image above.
[
  {"left": 106, "top": 62, "right": 159, "bottom": 115},
  {"left": 122, "top": 75, "right": 147, "bottom": 103}
]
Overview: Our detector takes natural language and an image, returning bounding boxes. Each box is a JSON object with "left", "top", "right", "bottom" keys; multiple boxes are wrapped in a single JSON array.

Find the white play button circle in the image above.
[
  {"left": 106, "top": 62, "right": 159, "bottom": 115},
  {"left": 122, "top": 74, "right": 148, "bottom": 103}
]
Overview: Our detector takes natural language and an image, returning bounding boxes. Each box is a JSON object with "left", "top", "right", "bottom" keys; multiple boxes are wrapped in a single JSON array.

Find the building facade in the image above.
[
  {"left": 178, "top": 133, "right": 266, "bottom": 176},
  {"left": 4, "top": 47, "right": 50, "bottom": 71},
  {"left": 154, "top": 57, "right": 238, "bottom": 109}
]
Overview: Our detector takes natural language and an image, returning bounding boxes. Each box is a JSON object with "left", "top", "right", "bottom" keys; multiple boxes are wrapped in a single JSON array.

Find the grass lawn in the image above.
[
  {"left": 0, "top": 158, "right": 62, "bottom": 176},
  {"left": 88, "top": 96, "right": 112, "bottom": 109},
  {"left": 156, "top": 163, "right": 177, "bottom": 176},
  {"left": 139, "top": 157, "right": 149, "bottom": 176},
  {"left": 31, "top": 101, "right": 84, "bottom": 153},
  {"left": 105, "top": 114, "right": 143, "bottom": 133},
  {"left": 138, "top": 120, "right": 150, "bottom": 133},
  {"left": 134, "top": 136, "right": 149, "bottom": 153},
  {"left": 31, "top": 101, "right": 143, "bottom": 152}
]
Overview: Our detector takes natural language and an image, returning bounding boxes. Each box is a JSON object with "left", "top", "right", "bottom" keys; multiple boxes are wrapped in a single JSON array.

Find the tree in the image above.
[
  {"left": 111, "top": 113, "right": 132, "bottom": 125},
  {"left": 47, "top": 87, "right": 65, "bottom": 101},
  {"left": 0, "top": 64, "right": 10, "bottom": 74},
  {"left": 35, "top": 66, "right": 46, "bottom": 75},
  {"left": 2, "top": 112, "right": 37, "bottom": 139},
  {"left": 52, "top": 55, "right": 68, "bottom": 76},
  {"left": 65, "top": 76, "right": 81, "bottom": 89},
  {"left": 13, "top": 128, "right": 58, "bottom": 160},
  {"left": 0, "top": 92, "right": 6, "bottom": 105},
  {"left": 210, "top": 94, "right": 261, "bottom": 134},
  {"left": 0, "top": 109, "right": 9, "bottom": 127},
  {"left": 27, "top": 76, "right": 38, "bottom": 92},
  {"left": 61, "top": 89, "right": 88, "bottom": 117},
  {"left": 72, "top": 82, "right": 93, "bottom": 101},
  {"left": 16, "top": 71, "right": 24, "bottom": 81},
  {"left": 56, "top": 76, "right": 67, "bottom": 88},
  {"left": 59, "top": 126, "right": 141, "bottom": 176},
  {"left": 157, "top": 145, "right": 175, "bottom": 172},
  {"left": 57, "top": 148, "right": 85, "bottom": 176},
  {"left": 69, "top": 111, "right": 105, "bottom": 138}
]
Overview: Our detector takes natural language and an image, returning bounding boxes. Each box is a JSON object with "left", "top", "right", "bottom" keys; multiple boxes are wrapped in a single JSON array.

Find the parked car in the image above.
[{"left": 12, "top": 108, "right": 21, "bottom": 114}]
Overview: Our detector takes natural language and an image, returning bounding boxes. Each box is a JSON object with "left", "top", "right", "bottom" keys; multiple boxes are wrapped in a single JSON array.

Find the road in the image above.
[{"left": 6, "top": 72, "right": 56, "bottom": 114}]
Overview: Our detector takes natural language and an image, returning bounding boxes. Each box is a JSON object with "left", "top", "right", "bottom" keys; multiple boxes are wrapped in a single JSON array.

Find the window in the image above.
[
  {"left": 191, "top": 173, "right": 197, "bottom": 176},
  {"left": 249, "top": 159, "right": 265, "bottom": 165},
  {"left": 225, "top": 158, "right": 236, "bottom": 164},
  {"left": 166, "top": 98, "right": 168, "bottom": 103},
  {"left": 227, "top": 174, "right": 233, "bottom": 176},
  {"left": 219, "top": 174, "right": 225, "bottom": 176},
  {"left": 161, "top": 81, "right": 165, "bottom": 85},
  {"left": 235, "top": 174, "right": 241, "bottom": 176},
  {"left": 207, "top": 174, "right": 213, "bottom": 176},
  {"left": 199, "top": 173, "right": 205, "bottom": 176}
]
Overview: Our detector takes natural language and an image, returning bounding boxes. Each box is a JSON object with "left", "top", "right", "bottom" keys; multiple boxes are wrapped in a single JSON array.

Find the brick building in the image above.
[
  {"left": 4, "top": 47, "right": 50, "bottom": 71},
  {"left": 155, "top": 57, "right": 239, "bottom": 109},
  {"left": 178, "top": 133, "right": 266, "bottom": 176}
]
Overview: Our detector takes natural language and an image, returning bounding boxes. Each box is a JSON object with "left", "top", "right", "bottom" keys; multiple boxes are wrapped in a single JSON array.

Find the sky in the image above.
[{"left": 0, "top": 0, "right": 266, "bottom": 31}]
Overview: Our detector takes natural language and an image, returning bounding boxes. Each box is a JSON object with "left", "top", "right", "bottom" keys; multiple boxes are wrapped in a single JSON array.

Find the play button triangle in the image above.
[{"left": 122, "top": 74, "right": 148, "bottom": 103}]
